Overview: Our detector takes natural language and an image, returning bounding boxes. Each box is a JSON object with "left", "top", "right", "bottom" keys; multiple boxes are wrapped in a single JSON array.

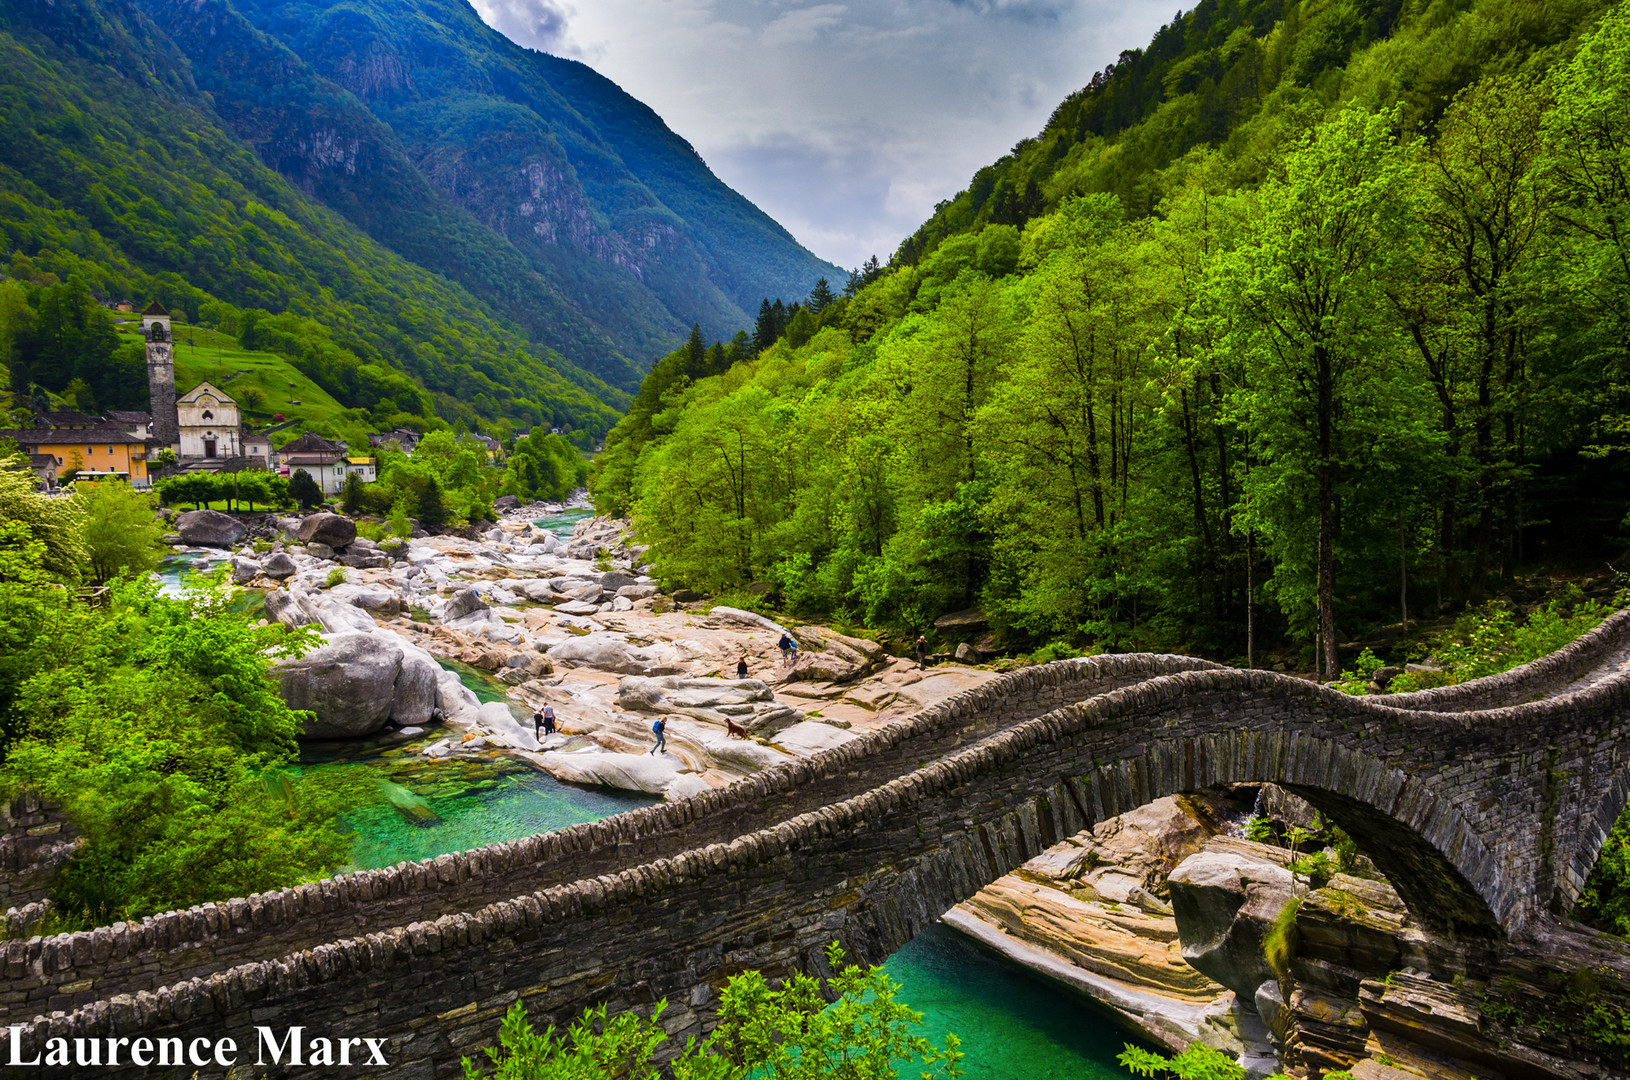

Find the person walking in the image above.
[
  {"left": 541, "top": 703, "right": 556, "bottom": 736},
  {"left": 736, "top": 654, "right": 749, "bottom": 679},
  {"left": 915, "top": 635, "right": 929, "bottom": 669},
  {"left": 649, "top": 717, "right": 667, "bottom": 755},
  {"left": 778, "top": 632, "right": 795, "bottom": 667}
]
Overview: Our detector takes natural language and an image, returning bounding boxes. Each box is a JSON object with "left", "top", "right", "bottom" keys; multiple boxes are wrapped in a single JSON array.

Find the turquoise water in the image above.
[
  {"left": 156, "top": 551, "right": 219, "bottom": 596},
  {"left": 883, "top": 924, "right": 1143, "bottom": 1079},
  {"left": 527, "top": 506, "right": 594, "bottom": 538},
  {"left": 297, "top": 735, "right": 656, "bottom": 870}
]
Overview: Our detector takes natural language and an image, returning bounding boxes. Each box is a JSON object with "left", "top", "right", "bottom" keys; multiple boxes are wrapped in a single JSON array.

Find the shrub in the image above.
[
  {"left": 462, "top": 941, "right": 962, "bottom": 1080},
  {"left": 323, "top": 567, "right": 347, "bottom": 589},
  {"left": 289, "top": 469, "right": 323, "bottom": 510}
]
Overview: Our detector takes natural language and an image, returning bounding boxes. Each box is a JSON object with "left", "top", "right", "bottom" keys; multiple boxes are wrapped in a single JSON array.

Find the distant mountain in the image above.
[
  {"left": 0, "top": 0, "right": 837, "bottom": 438},
  {"left": 144, "top": 0, "right": 841, "bottom": 387}
]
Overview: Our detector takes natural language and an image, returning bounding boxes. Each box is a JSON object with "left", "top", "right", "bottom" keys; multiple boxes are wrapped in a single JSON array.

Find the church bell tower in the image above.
[{"left": 142, "top": 302, "right": 179, "bottom": 449}]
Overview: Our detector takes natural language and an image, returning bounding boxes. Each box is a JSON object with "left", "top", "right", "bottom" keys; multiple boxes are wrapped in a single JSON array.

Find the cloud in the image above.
[
  {"left": 473, "top": 0, "right": 1177, "bottom": 270},
  {"left": 468, "top": 0, "right": 573, "bottom": 53}
]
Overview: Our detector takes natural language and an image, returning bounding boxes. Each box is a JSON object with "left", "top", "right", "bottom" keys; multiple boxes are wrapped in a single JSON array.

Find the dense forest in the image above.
[{"left": 594, "top": 0, "right": 1630, "bottom": 675}]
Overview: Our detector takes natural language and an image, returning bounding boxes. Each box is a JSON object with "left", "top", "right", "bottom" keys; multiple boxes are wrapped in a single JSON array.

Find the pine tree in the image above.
[
  {"left": 808, "top": 277, "right": 836, "bottom": 314},
  {"left": 754, "top": 299, "right": 779, "bottom": 352}
]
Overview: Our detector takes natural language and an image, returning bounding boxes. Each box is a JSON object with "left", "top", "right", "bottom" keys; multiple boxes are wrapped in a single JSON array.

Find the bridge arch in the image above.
[{"left": 6, "top": 624, "right": 1630, "bottom": 1075}]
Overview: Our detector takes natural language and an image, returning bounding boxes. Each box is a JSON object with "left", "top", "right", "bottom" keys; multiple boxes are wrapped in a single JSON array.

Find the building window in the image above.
[{"left": 202, "top": 411, "right": 213, "bottom": 420}]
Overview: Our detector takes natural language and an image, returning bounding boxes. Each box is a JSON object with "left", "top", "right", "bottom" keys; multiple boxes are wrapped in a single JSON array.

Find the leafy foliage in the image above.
[
  {"left": 0, "top": 568, "right": 355, "bottom": 922},
  {"left": 463, "top": 941, "right": 962, "bottom": 1080},
  {"left": 595, "top": 0, "right": 1630, "bottom": 677},
  {"left": 77, "top": 478, "right": 164, "bottom": 585}
]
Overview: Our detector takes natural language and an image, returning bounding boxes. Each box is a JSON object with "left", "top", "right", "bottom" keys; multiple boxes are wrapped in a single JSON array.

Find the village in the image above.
[{"left": 3, "top": 301, "right": 503, "bottom": 495}]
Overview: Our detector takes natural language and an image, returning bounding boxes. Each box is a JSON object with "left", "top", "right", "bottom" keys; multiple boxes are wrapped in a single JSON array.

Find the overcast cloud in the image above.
[{"left": 469, "top": 0, "right": 1175, "bottom": 271}]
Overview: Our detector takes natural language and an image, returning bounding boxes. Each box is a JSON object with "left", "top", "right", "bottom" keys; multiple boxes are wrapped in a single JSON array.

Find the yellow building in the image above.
[{"left": 1, "top": 426, "right": 150, "bottom": 487}]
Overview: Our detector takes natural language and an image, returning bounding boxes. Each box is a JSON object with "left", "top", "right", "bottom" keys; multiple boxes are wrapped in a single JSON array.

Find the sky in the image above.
[{"left": 467, "top": 0, "right": 1176, "bottom": 272}]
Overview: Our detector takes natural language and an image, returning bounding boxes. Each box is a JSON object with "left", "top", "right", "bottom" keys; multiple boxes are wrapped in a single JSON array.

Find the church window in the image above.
[{"left": 202, "top": 410, "right": 213, "bottom": 420}]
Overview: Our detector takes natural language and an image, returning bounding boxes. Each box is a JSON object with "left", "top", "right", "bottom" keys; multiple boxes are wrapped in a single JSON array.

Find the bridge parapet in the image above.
[{"left": 7, "top": 624, "right": 1630, "bottom": 1076}]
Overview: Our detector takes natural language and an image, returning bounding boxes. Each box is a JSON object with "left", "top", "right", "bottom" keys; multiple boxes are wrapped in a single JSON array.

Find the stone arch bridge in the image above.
[{"left": 6, "top": 611, "right": 1630, "bottom": 1076}]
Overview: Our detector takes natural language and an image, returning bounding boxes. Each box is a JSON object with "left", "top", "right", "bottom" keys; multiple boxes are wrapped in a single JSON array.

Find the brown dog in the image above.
[{"left": 725, "top": 716, "right": 749, "bottom": 739}]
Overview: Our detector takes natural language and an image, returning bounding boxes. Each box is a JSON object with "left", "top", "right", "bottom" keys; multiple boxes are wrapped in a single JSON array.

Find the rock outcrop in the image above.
[
  {"left": 175, "top": 509, "right": 247, "bottom": 548},
  {"left": 293, "top": 512, "right": 358, "bottom": 549},
  {"left": 275, "top": 632, "right": 439, "bottom": 737},
  {"left": 1167, "top": 841, "right": 1304, "bottom": 1003}
]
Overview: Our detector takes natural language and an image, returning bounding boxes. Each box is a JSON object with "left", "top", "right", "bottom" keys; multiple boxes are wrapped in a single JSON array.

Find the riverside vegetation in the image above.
[{"left": 0, "top": 447, "right": 354, "bottom": 927}]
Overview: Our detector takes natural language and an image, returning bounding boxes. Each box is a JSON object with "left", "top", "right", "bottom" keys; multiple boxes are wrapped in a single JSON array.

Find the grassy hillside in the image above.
[{"left": 115, "top": 322, "right": 353, "bottom": 438}]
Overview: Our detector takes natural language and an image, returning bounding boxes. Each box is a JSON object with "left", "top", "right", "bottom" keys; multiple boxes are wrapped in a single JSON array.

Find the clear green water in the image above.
[
  {"left": 527, "top": 507, "right": 594, "bottom": 538},
  {"left": 883, "top": 924, "right": 1142, "bottom": 1079},
  {"left": 297, "top": 735, "right": 657, "bottom": 870}
]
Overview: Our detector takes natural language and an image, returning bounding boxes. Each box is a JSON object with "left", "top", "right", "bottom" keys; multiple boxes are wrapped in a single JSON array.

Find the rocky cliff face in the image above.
[{"left": 145, "top": 0, "right": 843, "bottom": 377}]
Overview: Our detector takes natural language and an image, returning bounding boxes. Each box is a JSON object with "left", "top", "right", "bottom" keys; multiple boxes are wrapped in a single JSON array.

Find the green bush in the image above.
[
  {"left": 462, "top": 941, "right": 962, "bottom": 1080},
  {"left": 0, "top": 572, "right": 357, "bottom": 922}
]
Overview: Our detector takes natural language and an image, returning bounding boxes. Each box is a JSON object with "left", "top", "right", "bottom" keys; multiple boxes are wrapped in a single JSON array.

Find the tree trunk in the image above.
[{"left": 1317, "top": 346, "right": 1338, "bottom": 681}]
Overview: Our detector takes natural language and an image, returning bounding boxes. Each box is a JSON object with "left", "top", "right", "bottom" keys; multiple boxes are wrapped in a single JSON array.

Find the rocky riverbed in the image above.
[
  {"left": 177, "top": 504, "right": 997, "bottom": 802},
  {"left": 164, "top": 503, "right": 1630, "bottom": 1079}
]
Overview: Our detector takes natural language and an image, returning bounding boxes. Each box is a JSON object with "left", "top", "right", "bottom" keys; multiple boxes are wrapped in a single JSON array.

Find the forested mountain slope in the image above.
[
  {"left": 593, "top": 0, "right": 1630, "bottom": 675},
  {"left": 149, "top": 0, "right": 840, "bottom": 385},
  {"left": 0, "top": 0, "right": 838, "bottom": 439}
]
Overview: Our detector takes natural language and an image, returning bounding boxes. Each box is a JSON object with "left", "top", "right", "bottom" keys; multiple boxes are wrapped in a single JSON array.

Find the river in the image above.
[{"left": 278, "top": 510, "right": 1146, "bottom": 1078}]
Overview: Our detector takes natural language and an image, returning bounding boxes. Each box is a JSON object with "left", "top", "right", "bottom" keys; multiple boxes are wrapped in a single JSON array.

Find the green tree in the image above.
[
  {"left": 417, "top": 474, "right": 448, "bottom": 529},
  {"left": 340, "top": 471, "right": 367, "bottom": 515},
  {"left": 1216, "top": 108, "right": 1425, "bottom": 678},
  {"left": 0, "top": 573, "right": 355, "bottom": 921},
  {"left": 463, "top": 942, "right": 961, "bottom": 1080},
  {"left": 78, "top": 481, "right": 164, "bottom": 586},
  {"left": 289, "top": 469, "right": 323, "bottom": 510},
  {"left": 0, "top": 446, "right": 88, "bottom": 583}
]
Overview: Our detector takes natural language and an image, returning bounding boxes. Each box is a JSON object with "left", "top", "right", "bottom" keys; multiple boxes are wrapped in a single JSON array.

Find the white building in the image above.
[
  {"left": 176, "top": 382, "right": 243, "bottom": 460},
  {"left": 279, "top": 431, "right": 375, "bottom": 495}
]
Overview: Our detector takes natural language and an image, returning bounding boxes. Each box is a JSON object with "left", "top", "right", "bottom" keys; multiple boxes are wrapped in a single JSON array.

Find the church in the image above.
[{"left": 140, "top": 302, "right": 264, "bottom": 468}]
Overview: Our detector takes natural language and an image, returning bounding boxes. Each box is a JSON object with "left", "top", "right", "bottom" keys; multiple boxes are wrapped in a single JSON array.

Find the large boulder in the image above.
[
  {"left": 276, "top": 633, "right": 407, "bottom": 737},
  {"left": 262, "top": 551, "right": 298, "bottom": 580},
  {"left": 600, "top": 570, "right": 638, "bottom": 591},
  {"left": 443, "top": 587, "right": 489, "bottom": 622},
  {"left": 783, "top": 626, "right": 888, "bottom": 685},
  {"left": 933, "top": 607, "right": 989, "bottom": 635},
  {"left": 294, "top": 512, "right": 358, "bottom": 549},
  {"left": 546, "top": 633, "right": 687, "bottom": 676},
  {"left": 1167, "top": 842, "right": 1305, "bottom": 1003},
  {"left": 175, "top": 509, "right": 247, "bottom": 548},
  {"left": 229, "top": 556, "right": 261, "bottom": 584},
  {"left": 618, "top": 675, "right": 773, "bottom": 715},
  {"left": 493, "top": 495, "right": 521, "bottom": 512}
]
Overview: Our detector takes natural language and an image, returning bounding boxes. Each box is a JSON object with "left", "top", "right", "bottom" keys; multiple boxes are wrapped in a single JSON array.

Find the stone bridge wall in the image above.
[
  {"left": 11, "top": 653, "right": 1630, "bottom": 1078},
  {"left": 0, "top": 655, "right": 1218, "bottom": 1024},
  {"left": 0, "top": 794, "right": 77, "bottom": 911}
]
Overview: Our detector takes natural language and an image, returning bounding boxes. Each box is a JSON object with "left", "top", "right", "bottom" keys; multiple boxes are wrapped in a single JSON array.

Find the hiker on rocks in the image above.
[
  {"left": 649, "top": 717, "right": 667, "bottom": 755},
  {"left": 778, "top": 632, "right": 796, "bottom": 667},
  {"left": 915, "top": 635, "right": 929, "bottom": 669},
  {"left": 539, "top": 704, "right": 556, "bottom": 737},
  {"left": 736, "top": 654, "right": 749, "bottom": 680}
]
